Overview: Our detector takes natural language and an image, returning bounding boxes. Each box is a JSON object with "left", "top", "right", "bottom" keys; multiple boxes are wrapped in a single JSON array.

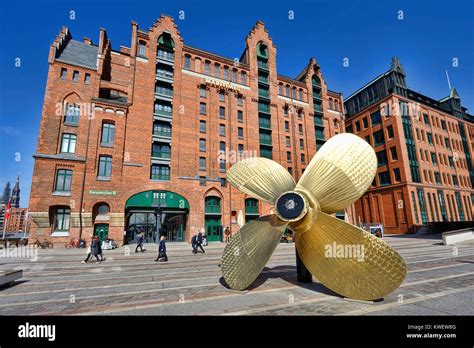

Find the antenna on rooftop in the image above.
[{"left": 445, "top": 69, "right": 452, "bottom": 90}]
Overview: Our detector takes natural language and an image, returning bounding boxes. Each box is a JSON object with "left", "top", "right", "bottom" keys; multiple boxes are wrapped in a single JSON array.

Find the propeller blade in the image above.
[
  {"left": 227, "top": 157, "right": 296, "bottom": 205},
  {"left": 294, "top": 212, "right": 406, "bottom": 300},
  {"left": 221, "top": 215, "right": 288, "bottom": 291},
  {"left": 296, "top": 133, "right": 377, "bottom": 213}
]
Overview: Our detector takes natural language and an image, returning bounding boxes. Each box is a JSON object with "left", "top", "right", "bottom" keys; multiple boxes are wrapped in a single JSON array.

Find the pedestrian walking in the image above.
[
  {"left": 135, "top": 233, "right": 145, "bottom": 252},
  {"left": 224, "top": 227, "right": 231, "bottom": 242},
  {"left": 82, "top": 234, "right": 94, "bottom": 263},
  {"left": 191, "top": 233, "right": 197, "bottom": 254},
  {"left": 196, "top": 229, "right": 205, "bottom": 253},
  {"left": 82, "top": 236, "right": 102, "bottom": 263},
  {"left": 155, "top": 235, "right": 168, "bottom": 262}
]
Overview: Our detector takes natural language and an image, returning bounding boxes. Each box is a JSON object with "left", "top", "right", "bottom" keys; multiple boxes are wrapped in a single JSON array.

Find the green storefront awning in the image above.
[{"left": 126, "top": 190, "right": 189, "bottom": 209}]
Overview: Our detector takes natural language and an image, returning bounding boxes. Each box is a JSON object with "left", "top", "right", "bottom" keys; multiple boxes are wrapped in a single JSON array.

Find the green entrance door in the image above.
[
  {"left": 205, "top": 216, "right": 222, "bottom": 242},
  {"left": 94, "top": 224, "right": 109, "bottom": 242}
]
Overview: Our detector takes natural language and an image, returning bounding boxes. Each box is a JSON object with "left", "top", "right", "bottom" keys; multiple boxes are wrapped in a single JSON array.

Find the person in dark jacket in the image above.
[
  {"left": 191, "top": 234, "right": 197, "bottom": 254},
  {"left": 135, "top": 233, "right": 145, "bottom": 253},
  {"left": 88, "top": 236, "right": 102, "bottom": 263},
  {"left": 155, "top": 235, "right": 168, "bottom": 262},
  {"left": 196, "top": 229, "right": 205, "bottom": 253}
]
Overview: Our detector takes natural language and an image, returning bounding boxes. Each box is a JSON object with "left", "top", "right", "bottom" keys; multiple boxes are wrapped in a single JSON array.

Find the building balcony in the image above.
[
  {"left": 154, "top": 109, "right": 173, "bottom": 119},
  {"left": 156, "top": 50, "right": 175, "bottom": 64},
  {"left": 258, "top": 89, "right": 270, "bottom": 100},
  {"left": 151, "top": 152, "right": 171, "bottom": 160},
  {"left": 314, "top": 117, "right": 324, "bottom": 126},
  {"left": 258, "top": 104, "right": 271, "bottom": 114},
  {"left": 258, "top": 118, "right": 272, "bottom": 130},
  {"left": 155, "top": 70, "right": 174, "bottom": 82},
  {"left": 257, "top": 60, "right": 269, "bottom": 71},
  {"left": 205, "top": 205, "right": 221, "bottom": 214},
  {"left": 259, "top": 136, "right": 273, "bottom": 146},
  {"left": 245, "top": 206, "right": 259, "bottom": 215},
  {"left": 258, "top": 76, "right": 270, "bottom": 85}
]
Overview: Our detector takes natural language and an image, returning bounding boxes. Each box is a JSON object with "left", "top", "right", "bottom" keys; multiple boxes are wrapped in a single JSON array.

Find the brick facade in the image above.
[{"left": 28, "top": 15, "right": 348, "bottom": 245}]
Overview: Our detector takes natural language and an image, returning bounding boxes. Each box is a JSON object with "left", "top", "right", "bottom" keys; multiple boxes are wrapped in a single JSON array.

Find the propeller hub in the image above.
[{"left": 275, "top": 191, "right": 308, "bottom": 222}]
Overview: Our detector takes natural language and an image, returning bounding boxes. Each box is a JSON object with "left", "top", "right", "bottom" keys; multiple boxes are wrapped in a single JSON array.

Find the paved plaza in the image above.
[{"left": 0, "top": 234, "right": 473, "bottom": 315}]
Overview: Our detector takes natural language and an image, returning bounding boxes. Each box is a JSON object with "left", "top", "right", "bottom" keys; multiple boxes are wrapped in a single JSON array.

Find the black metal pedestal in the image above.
[{"left": 296, "top": 245, "right": 312, "bottom": 283}]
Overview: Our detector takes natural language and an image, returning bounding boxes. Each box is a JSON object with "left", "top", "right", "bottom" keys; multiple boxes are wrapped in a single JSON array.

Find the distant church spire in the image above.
[
  {"left": 1, "top": 182, "right": 11, "bottom": 205},
  {"left": 10, "top": 176, "right": 20, "bottom": 208}
]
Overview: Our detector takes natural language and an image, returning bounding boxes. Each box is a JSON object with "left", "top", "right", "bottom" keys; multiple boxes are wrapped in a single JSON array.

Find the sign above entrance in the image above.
[
  {"left": 89, "top": 189, "right": 117, "bottom": 196},
  {"left": 125, "top": 190, "right": 190, "bottom": 209}
]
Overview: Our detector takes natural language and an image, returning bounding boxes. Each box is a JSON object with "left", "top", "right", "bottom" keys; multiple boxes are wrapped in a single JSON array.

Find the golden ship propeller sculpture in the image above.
[{"left": 221, "top": 133, "right": 406, "bottom": 300}]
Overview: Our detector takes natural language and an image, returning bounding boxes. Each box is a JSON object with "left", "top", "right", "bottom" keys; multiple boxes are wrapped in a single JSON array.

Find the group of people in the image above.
[{"left": 81, "top": 227, "right": 231, "bottom": 264}]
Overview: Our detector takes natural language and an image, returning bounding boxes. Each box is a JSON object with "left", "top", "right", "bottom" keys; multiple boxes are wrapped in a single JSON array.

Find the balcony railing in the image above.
[
  {"left": 258, "top": 103, "right": 271, "bottom": 113},
  {"left": 258, "top": 89, "right": 270, "bottom": 98},
  {"left": 259, "top": 135, "right": 272, "bottom": 145},
  {"left": 259, "top": 118, "right": 271, "bottom": 129},
  {"left": 257, "top": 60, "right": 269, "bottom": 70},
  {"left": 260, "top": 149, "right": 273, "bottom": 159},
  {"left": 258, "top": 75, "right": 269, "bottom": 84},
  {"left": 205, "top": 205, "right": 221, "bottom": 214},
  {"left": 152, "top": 152, "right": 171, "bottom": 159},
  {"left": 155, "top": 87, "right": 173, "bottom": 98},
  {"left": 314, "top": 117, "right": 324, "bottom": 126},
  {"left": 153, "top": 130, "right": 172, "bottom": 138},
  {"left": 154, "top": 108, "right": 172, "bottom": 117},
  {"left": 313, "top": 104, "right": 323, "bottom": 113},
  {"left": 156, "top": 70, "right": 174, "bottom": 80},
  {"left": 151, "top": 174, "right": 170, "bottom": 181},
  {"left": 157, "top": 50, "right": 174, "bottom": 62},
  {"left": 245, "top": 206, "right": 259, "bottom": 215}
]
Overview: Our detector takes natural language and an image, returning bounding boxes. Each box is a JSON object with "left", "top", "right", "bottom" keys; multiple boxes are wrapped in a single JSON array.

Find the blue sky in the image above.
[{"left": 0, "top": 0, "right": 473, "bottom": 205}]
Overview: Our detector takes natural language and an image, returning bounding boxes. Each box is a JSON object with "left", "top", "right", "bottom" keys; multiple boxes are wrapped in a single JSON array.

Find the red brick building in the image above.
[
  {"left": 4, "top": 208, "right": 29, "bottom": 233},
  {"left": 344, "top": 57, "right": 474, "bottom": 234},
  {"left": 28, "top": 15, "right": 348, "bottom": 245}
]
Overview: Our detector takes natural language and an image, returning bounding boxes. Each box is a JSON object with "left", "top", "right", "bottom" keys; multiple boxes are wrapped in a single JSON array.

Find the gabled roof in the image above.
[{"left": 55, "top": 40, "right": 98, "bottom": 70}]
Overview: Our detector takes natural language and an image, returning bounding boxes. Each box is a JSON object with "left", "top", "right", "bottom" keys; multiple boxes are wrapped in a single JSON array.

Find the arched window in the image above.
[
  {"left": 312, "top": 75, "right": 321, "bottom": 87},
  {"left": 256, "top": 42, "right": 268, "bottom": 58},
  {"left": 205, "top": 196, "right": 221, "bottom": 214},
  {"left": 157, "top": 33, "right": 174, "bottom": 62}
]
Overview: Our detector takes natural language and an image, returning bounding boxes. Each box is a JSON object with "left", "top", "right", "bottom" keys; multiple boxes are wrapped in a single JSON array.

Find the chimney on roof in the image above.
[{"left": 83, "top": 37, "right": 92, "bottom": 45}]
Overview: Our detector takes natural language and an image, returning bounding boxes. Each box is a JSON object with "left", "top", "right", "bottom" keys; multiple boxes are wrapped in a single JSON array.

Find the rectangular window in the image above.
[
  {"left": 431, "top": 152, "right": 437, "bottom": 166},
  {"left": 298, "top": 124, "right": 303, "bottom": 134},
  {"left": 101, "top": 123, "right": 115, "bottom": 146},
  {"left": 199, "top": 157, "right": 206, "bottom": 170},
  {"left": 219, "top": 106, "right": 225, "bottom": 119},
  {"left": 417, "top": 188, "right": 428, "bottom": 225},
  {"left": 376, "top": 150, "right": 388, "bottom": 166},
  {"left": 139, "top": 42, "right": 146, "bottom": 56},
  {"left": 238, "top": 127, "right": 243, "bottom": 139},
  {"left": 72, "top": 71, "right": 79, "bottom": 82},
  {"left": 370, "top": 110, "right": 382, "bottom": 126},
  {"left": 435, "top": 172, "right": 441, "bottom": 185},
  {"left": 355, "top": 121, "right": 361, "bottom": 132},
  {"left": 298, "top": 89, "right": 303, "bottom": 100},
  {"left": 363, "top": 118, "right": 368, "bottom": 129},
  {"left": 231, "top": 70, "right": 237, "bottom": 82},
  {"left": 214, "top": 64, "right": 220, "bottom": 77},
  {"left": 200, "top": 103, "right": 206, "bottom": 115},
  {"left": 379, "top": 171, "right": 391, "bottom": 186},
  {"left": 84, "top": 73, "right": 90, "bottom": 85},
  {"left": 60, "top": 68, "right": 67, "bottom": 80},
  {"left": 373, "top": 130, "right": 384, "bottom": 146},
  {"left": 285, "top": 121, "right": 289, "bottom": 132},
  {"left": 393, "top": 168, "right": 401, "bottom": 182},
  {"left": 411, "top": 191, "right": 419, "bottom": 224},
  {"left": 299, "top": 139, "right": 304, "bottom": 149},
  {"left": 240, "top": 72, "right": 247, "bottom": 85},
  {"left": 65, "top": 104, "right": 80, "bottom": 125},
  {"left": 444, "top": 137, "right": 450, "bottom": 149},
  {"left": 448, "top": 156, "right": 454, "bottom": 168},
  {"left": 200, "top": 86, "right": 206, "bottom": 98},
  {"left": 151, "top": 164, "right": 170, "bottom": 181},
  {"left": 427, "top": 132, "right": 433, "bottom": 145},
  {"left": 185, "top": 55, "right": 191, "bottom": 69},
  {"left": 61, "top": 133, "right": 76, "bottom": 153},
  {"left": 423, "top": 113, "right": 430, "bottom": 125},
  {"left": 199, "top": 138, "right": 206, "bottom": 151},
  {"left": 55, "top": 169, "right": 73, "bottom": 192},
  {"left": 204, "top": 62, "right": 210, "bottom": 75},
  {"left": 98, "top": 156, "right": 112, "bottom": 179},
  {"left": 219, "top": 124, "right": 225, "bottom": 136},
  {"left": 238, "top": 144, "right": 244, "bottom": 154},
  {"left": 387, "top": 125, "right": 394, "bottom": 139},
  {"left": 223, "top": 67, "right": 229, "bottom": 80},
  {"left": 219, "top": 91, "right": 225, "bottom": 102},
  {"left": 286, "top": 136, "right": 290, "bottom": 147},
  {"left": 199, "top": 120, "right": 206, "bottom": 133},
  {"left": 455, "top": 192, "right": 465, "bottom": 221},
  {"left": 452, "top": 175, "right": 458, "bottom": 187},
  {"left": 237, "top": 110, "right": 243, "bottom": 122},
  {"left": 441, "top": 120, "right": 446, "bottom": 131},
  {"left": 301, "top": 154, "right": 305, "bottom": 163},
  {"left": 287, "top": 151, "right": 292, "bottom": 162},
  {"left": 390, "top": 146, "right": 398, "bottom": 161},
  {"left": 237, "top": 94, "right": 243, "bottom": 106},
  {"left": 54, "top": 208, "right": 70, "bottom": 231}
]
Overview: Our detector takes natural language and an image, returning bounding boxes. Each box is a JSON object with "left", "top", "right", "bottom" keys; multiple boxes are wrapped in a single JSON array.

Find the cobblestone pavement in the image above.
[{"left": 0, "top": 234, "right": 473, "bottom": 315}]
